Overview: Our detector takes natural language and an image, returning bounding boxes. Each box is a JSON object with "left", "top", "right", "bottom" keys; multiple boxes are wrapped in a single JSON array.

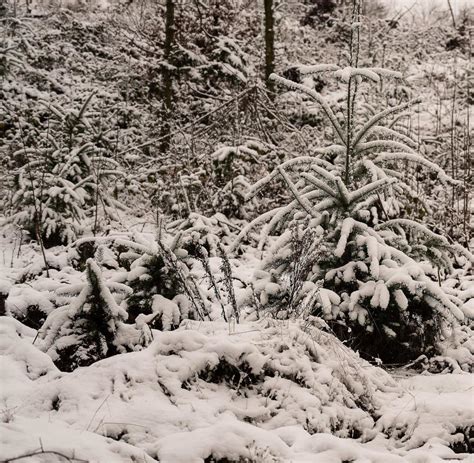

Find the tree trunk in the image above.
[
  {"left": 163, "top": 0, "right": 175, "bottom": 112},
  {"left": 264, "top": 0, "right": 275, "bottom": 95},
  {"left": 161, "top": 0, "right": 176, "bottom": 152},
  {"left": 0, "top": 287, "right": 8, "bottom": 316}
]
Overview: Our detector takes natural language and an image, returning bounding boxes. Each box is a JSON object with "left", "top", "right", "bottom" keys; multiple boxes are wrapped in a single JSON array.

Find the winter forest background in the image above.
[{"left": 0, "top": 0, "right": 473, "bottom": 461}]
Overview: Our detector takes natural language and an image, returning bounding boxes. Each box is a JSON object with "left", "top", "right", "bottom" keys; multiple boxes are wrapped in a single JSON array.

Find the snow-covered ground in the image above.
[
  {"left": 1, "top": 316, "right": 473, "bottom": 462},
  {"left": 1, "top": 231, "right": 473, "bottom": 463}
]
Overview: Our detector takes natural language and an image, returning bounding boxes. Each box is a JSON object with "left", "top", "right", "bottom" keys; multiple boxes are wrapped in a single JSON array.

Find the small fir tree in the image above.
[
  {"left": 7, "top": 94, "right": 126, "bottom": 246},
  {"left": 233, "top": 6, "right": 472, "bottom": 362},
  {"left": 38, "top": 259, "right": 139, "bottom": 371}
]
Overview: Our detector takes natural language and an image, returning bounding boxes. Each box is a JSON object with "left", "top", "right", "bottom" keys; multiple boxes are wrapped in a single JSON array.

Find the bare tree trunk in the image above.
[
  {"left": 446, "top": 0, "right": 456, "bottom": 29},
  {"left": 163, "top": 0, "right": 175, "bottom": 112},
  {"left": 161, "top": 0, "right": 176, "bottom": 153},
  {"left": 0, "top": 291, "right": 7, "bottom": 316},
  {"left": 264, "top": 0, "right": 275, "bottom": 95}
]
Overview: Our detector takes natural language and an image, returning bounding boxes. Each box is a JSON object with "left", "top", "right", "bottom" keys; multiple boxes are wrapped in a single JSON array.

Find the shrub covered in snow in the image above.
[
  {"left": 37, "top": 258, "right": 143, "bottom": 371},
  {"left": 6, "top": 94, "right": 127, "bottom": 247},
  {"left": 1, "top": 317, "right": 399, "bottom": 462},
  {"left": 0, "top": 3, "right": 472, "bottom": 462},
  {"left": 233, "top": 49, "right": 472, "bottom": 363},
  {"left": 250, "top": 217, "right": 469, "bottom": 363},
  {"left": 169, "top": 212, "right": 236, "bottom": 258},
  {"left": 115, "top": 233, "right": 206, "bottom": 330}
]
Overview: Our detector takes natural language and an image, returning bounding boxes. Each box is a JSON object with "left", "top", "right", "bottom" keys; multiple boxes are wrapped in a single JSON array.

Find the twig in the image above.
[
  {"left": 1, "top": 449, "right": 88, "bottom": 462},
  {"left": 85, "top": 394, "right": 110, "bottom": 432},
  {"left": 116, "top": 86, "right": 259, "bottom": 157}
]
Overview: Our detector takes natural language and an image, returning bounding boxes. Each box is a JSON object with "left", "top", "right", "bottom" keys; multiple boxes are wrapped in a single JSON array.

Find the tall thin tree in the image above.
[
  {"left": 264, "top": 0, "right": 275, "bottom": 95},
  {"left": 161, "top": 0, "right": 176, "bottom": 153}
]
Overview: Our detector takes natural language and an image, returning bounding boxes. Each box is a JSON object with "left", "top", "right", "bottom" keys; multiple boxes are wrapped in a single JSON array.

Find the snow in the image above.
[
  {"left": 151, "top": 295, "right": 181, "bottom": 330},
  {"left": 2, "top": 417, "right": 158, "bottom": 463},
  {"left": 376, "top": 373, "right": 474, "bottom": 452},
  {"left": 462, "top": 299, "right": 474, "bottom": 319},
  {"left": 1, "top": 3, "right": 473, "bottom": 461},
  {"left": 335, "top": 218, "right": 356, "bottom": 258},
  {"left": 1, "top": 314, "right": 472, "bottom": 462}
]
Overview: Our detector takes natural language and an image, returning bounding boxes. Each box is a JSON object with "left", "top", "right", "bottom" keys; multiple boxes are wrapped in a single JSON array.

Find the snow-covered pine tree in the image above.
[
  {"left": 38, "top": 259, "right": 141, "bottom": 372},
  {"left": 209, "top": 142, "right": 259, "bottom": 219},
  {"left": 169, "top": 212, "right": 235, "bottom": 258},
  {"left": 115, "top": 231, "right": 207, "bottom": 330},
  {"left": 207, "top": 140, "right": 284, "bottom": 220},
  {"left": 233, "top": 5, "right": 472, "bottom": 362},
  {"left": 7, "top": 94, "right": 126, "bottom": 247}
]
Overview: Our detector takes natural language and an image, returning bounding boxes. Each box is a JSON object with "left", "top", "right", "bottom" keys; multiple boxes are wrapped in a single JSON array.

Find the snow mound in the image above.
[
  {"left": 377, "top": 372, "right": 474, "bottom": 452},
  {"left": 1, "top": 318, "right": 396, "bottom": 462},
  {"left": 2, "top": 417, "right": 159, "bottom": 463},
  {"left": 0, "top": 316, "right": 59, "bottom": 400},
  {"left": 2, "top": 317, "right": 472, "bottom": 462}
]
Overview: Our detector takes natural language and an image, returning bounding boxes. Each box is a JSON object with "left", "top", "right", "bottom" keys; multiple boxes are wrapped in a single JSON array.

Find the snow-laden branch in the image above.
[
  {"left": 353, "top": 98, "right": 421, "bottom": 148},
  {"left": 270, "top": 73, "right": 346, "bottom": 145}
]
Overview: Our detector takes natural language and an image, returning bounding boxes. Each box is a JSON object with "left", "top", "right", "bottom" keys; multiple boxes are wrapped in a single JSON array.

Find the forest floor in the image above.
[{"left": 1, "top": 228, "right": 472, "bottom": 463}]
